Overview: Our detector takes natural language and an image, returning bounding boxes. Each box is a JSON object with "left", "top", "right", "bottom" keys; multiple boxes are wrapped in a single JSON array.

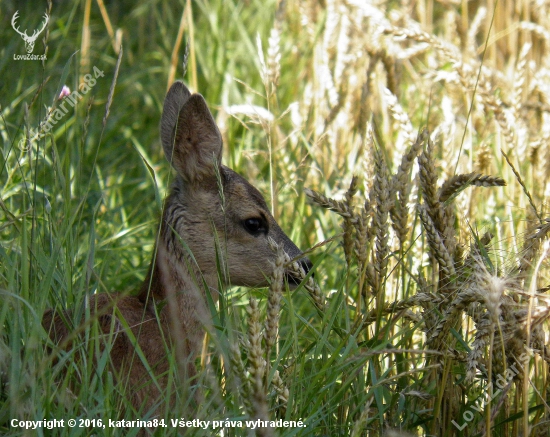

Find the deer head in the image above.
[
  {"left": 147, "top": 81, "right": 311, "bottom": 302},
  {"left": 12, "top": 11, "right": 49, "bottom": 54}
]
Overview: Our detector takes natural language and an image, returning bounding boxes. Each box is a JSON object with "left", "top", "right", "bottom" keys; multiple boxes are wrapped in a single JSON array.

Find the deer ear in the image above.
[
  {"left": 161, "top": 81, "right": 191, "bottom": 152},
  {"left": 160, "top": 81, "right": 222, "bottom": 183}
]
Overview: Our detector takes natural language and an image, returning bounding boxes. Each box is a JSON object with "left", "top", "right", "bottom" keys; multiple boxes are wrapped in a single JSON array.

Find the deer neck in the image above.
[{"left": 138, "top": 220, "right": 217, "bottom": 347}]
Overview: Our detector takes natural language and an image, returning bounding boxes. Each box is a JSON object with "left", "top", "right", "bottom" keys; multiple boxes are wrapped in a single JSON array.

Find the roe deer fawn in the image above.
[{"left": 43, "top": 81, "right": 311, "bottom": 414}]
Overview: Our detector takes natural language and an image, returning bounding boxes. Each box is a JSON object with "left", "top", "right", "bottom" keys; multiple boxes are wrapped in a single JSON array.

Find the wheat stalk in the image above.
[
  {"left": 438, "top": 173, "right": 506, "bottom": 203},
  {"left": 304, "top": 188, "right": 351, "bottom": 218},
  {"left": 429, "top": 287, "right": 481, "bottom": 349},
  {"left": 267, "top": 25, "right": 281, "bottom": 96},
  {"left": 383, "top": 25, "right": 460, "bottom": 63},
  {"left": 271, "top": 369, "right": 289, "bottom": 416},
  {"left": 368, "top": 147, "right": 392, "bottom": 298},
  {"left": 512, "top": 43, "right": 531, "bottom": 123},
  {"left": 418, "top": 204, "right": 456, "bottom": 280},
  {"left": 359, "top": 292, "right": 442, "bottom": 326},
  {"left": 246, "top": 298, "right": 272, "bottom": 436},
  {"left": 466, "top": 7, "right": 487, "bottom": 58},
  {"left": 466, "top": 310, "right": 492, "bottom": 383},
  {"left": 343, "top": 176, "right": 359, "bottom": 268},
  {"left": 354, "top": 202, "right": 371, "bottom": 301},
  {"left": 384, "top": 87, "right": 415, "bottom": 163},
  {"left": 229, "top": 341, "right": 253, "bottom": 413},
  {"left": 519, "top": 21, "right": 550, "bottom": 46},
  {"left": 473, "top": 72, "right": 516, "bottom": 149},
  {"left": 390, "top": 129, "right": 427, "bottom": 245},
  {"left": 418, "top": 138, "right": 445, "bottom": 233},
  {"left": 350, "top": 397, "right": 374, "bottom": 437},
  {"left": 265, "top": 238, "right": 285, "bottom": 354}
]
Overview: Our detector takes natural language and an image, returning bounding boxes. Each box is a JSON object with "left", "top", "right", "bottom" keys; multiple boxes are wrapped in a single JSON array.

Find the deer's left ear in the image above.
[{"left": 161, "top": 81, "right": 222, "bottom": 183}]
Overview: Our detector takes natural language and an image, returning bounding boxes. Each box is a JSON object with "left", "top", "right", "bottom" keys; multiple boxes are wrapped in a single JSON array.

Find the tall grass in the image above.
[{"left": 1, "top": 0, "right": 550, "bottom": 435}]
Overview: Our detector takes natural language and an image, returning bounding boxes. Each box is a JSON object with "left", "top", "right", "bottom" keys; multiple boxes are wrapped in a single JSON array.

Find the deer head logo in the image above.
[{"left": 12, "top": 11, "right": 49, "bottom": 54}]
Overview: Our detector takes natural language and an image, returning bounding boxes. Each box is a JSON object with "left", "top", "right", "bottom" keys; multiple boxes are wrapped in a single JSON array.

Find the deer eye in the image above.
[{"left": 243, "top": 218, "right": 267, "bottom": 235}]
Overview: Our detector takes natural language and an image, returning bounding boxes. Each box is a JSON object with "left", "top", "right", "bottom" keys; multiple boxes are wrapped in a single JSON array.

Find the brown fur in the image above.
[{"left": 42, "top": 81, "right": 310, "bottom": 416}]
